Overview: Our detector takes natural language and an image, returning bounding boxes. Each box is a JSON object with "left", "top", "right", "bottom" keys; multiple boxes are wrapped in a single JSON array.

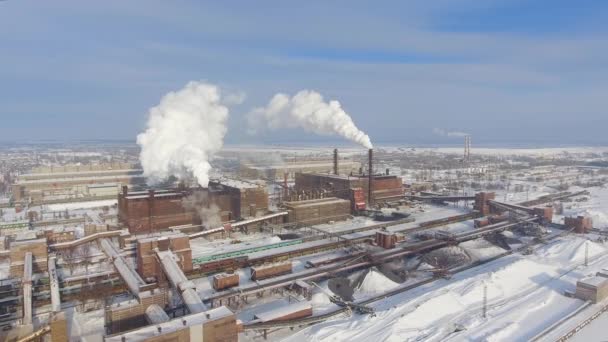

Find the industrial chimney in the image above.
[
  {"left": 368, "top": 149, "right": 373, "bottom": 206},
  {"left": 333, "top": 148, "right": 339, "bottom": 175},
  {"left": 464, "top": 135, "right": 471, "bottom": 162}
]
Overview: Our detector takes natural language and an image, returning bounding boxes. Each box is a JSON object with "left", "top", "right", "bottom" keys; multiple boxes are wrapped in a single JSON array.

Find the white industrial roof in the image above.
[
  {"left": 17, "top": 174, "right": 145, "bottom": 185},
  {"left": 245, "top": 160, "right": 359, "bottom": 170},
  {"left": 211, "top": 177, "right": 262, "bottom": 189},
  {"left": 104, "top": 307, "right": 233, "bottom": 342},
  {"left": 253, "top": 301, "right": 311, "bottom": 322},
  {"left": 579, "top": 276, "right": 608, "bottom": 288},
  {"left": 20, "top": 168, "right": 142, "bottom": 178},
  {"left": 87, "top": 183, "right": 119, "bottom": 188}
]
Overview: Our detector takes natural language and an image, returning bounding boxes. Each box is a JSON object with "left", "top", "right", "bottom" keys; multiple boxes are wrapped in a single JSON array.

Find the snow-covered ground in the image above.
[
  {"left": 288, "top": 235, "right": 608, "bottom": 342},
  {"left": 570, "top": 309, "right": 608, "bottom": 341},
  {"left": 67, "top": 307, "right": 105, "bottom": 342}
]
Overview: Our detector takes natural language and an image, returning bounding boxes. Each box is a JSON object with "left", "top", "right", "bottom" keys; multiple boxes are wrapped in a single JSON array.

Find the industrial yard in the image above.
[
  {"left": 1, "top": 143, "right": 608, "bottom": 341},
  {"left": 3, "top": 2, "right": 608, "bottom": 340}
]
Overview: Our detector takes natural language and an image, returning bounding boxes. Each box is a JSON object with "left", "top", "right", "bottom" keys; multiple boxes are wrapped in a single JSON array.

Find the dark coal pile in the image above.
[
  {"left": 422, "top": 246, "right": 471, "bottom": 269},
  {"left": 328, "top": 277, "right": 354, "bottom": 301}
]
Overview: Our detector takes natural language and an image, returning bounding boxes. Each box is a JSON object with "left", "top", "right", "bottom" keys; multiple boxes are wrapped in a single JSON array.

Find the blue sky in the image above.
[{"left": 1, "top": 1, "right": 607, "bottom": 146}]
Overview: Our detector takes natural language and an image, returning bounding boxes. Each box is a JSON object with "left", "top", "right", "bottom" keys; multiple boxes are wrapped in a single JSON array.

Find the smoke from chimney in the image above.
[
  {"left": 247, "top": 90, "right": 373, "bottom": 149},
  {"left": 181, "top": 191, "right": 222, "bottom": 228},
  {"left": 433, "top": 128, "right": 469, "bottom": 137},
  {"left": 137, "top": 81, "right": 229, "bottom": 187}
]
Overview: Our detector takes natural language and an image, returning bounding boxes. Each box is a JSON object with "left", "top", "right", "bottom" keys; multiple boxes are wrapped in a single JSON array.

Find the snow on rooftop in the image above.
[
  {"left": 105, "top": 307, "right": 233, "bottom": 342},
  {"left": 211, "top": 177, "right": 262, "bottom": 189},
  {"left": 244, "top": 160, "right": 359, "bottom": 170},
  {"left": 20, "top": 168, "right": 142, "bottom": 178},
  {"left": 579, "top": 276, "right": 608, "bottom": 288},
  {"left": 253, "top": 301, "right": 311, "bottom": 322},
  {"left": 17, "top": 174, "right": 145, "bottom": 185},
  {"left": 45, "top": 199, "right": 117, "bottom": 211}
]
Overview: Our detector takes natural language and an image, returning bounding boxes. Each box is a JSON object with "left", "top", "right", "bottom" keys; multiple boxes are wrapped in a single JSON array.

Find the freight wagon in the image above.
[{"left": 212, "top": 272, "right": 240, "bottom": 291}]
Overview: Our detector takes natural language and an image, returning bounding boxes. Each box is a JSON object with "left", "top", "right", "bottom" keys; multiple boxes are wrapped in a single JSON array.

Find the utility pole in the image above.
[
  {"left": 585, "top": 241, "right": 589, "bottom": 267},
  {"left": 482, "top": 281, "right": 488, "bottom": 319}
]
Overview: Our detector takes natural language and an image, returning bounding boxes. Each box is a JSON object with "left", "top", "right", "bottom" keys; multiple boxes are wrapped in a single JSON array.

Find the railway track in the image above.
[
  {"left": 191, "top": 212, "right": 479, "bottom": 275},
  {"left": 207, "top": 216, "right": 539, "bottom": 306},
  {"left": 242, "top": 223, "right": 570, "bottom": 332}
]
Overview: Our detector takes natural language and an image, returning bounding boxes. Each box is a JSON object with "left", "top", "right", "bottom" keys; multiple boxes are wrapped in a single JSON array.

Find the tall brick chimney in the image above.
[{"left": 333, "top": 148, "right": 339, "bottom": 175}]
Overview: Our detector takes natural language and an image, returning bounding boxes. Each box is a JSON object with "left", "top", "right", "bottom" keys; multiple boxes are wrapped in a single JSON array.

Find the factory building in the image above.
[
  {"left": 283, "top": 197, "right": 352, "bottom": 226},
  {"left": 136, "top": 233, "right": 193, "bottom": 280},
  {"left": 118, "top": 179, "right": 269, "bottom": 234},
  {"left": 12, "top": 162, "right": 145, "bottom": 203},
  {"left": 575, "top": 276, "right": 608, "bottom": 303},
  {"left": 294, "top": 172, "right": 403, "bottom": 206},
  {"left": 565, "top": 216, "right": 593, "bottom": 234},
  {"left": 240, "top": 160, "right": 361, "bottom": 180},
  {"left": 105, "top": 306, "right": 238, "bottom": 342}
]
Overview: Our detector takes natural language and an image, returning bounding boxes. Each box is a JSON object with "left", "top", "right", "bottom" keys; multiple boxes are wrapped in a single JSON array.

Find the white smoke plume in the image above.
[
  {"left": 137, "top": 81, "right": 229, "bottom": 187},
  {"left": 433, "top": 128, "right": 469, "bottom": 137},
  {"left": 248, "top": 90, "right": 373, "bottom": 149},
  {"left": 181, "top": 191, "right": 222, "bottom": 228}
]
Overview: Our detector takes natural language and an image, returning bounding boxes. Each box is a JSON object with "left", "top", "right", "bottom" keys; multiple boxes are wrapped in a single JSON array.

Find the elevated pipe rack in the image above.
[
  {"left": 157, "top": 250, "right": 206, "bottom": 314},
  {"left": 22, "top": 252, "right": 33, "bottom": 325},
  {"left": 48, "top": 256, "right": 61, "bottom": 313},
  {"left": 99, "top": 238, "right": 146, "bottom": 297}
]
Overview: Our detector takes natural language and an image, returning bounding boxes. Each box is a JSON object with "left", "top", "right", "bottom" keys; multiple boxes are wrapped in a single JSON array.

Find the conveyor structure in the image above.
[
  {"left": 50, "top": 230, "right": 122, "bottom": 250},
  {"left": 99, "top": 238, "right": 146, "bottom": 297},
  {"left": 157, "top": 250, "right": 206, "bottom": 314},
  {"left": 145, "top": 304, "right": 170, "bottom": 324},
  {"left": 188, "top": 211, "right": 288, "bottom": 240},
  {"left": 48, "top": 256, "right": 61, "bottom": 312},
  {"left": 22, "top": 252, "right": 33, "bottom": 325}
]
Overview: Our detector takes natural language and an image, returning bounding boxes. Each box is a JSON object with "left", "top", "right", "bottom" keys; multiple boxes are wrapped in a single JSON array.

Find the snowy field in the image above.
[
  {"left": 288, "top": 236, "right": 608, "bottom": 341},
  {"left": 223, "top": 144, "right": 608, "bottom": 157}
]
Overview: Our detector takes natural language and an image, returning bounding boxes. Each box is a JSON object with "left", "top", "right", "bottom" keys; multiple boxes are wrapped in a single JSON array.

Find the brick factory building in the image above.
[
  {"left": 294, "top": 172, "right": 403, "bottom": 205},
  {"left": 283, "top": 197, "right": 351, "bottom": 226},
  {"left": 118, "top": 179, "right": 269, "bottom": 234},
  {"left": 575, "top": 275, "right": 608, "bottom": 303},
  {"left": 12, "top": 162, "right": 145, "bottom": 203},
  {"left": 105, "top": 306, "right": 238, "bottom": 342},
  {"left": 136, "top": 233, "right": 193, "bottom": 280},
  {"left": 565, "top": 215, "right": 593, "bottom": 233},
  {"left": 240, "top": 160, "right": 361, "bottom": 180}
]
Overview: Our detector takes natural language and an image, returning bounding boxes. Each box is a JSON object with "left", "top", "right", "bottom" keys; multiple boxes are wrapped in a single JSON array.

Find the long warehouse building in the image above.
[{"left": 118, "top": 179, "right": 269, "bottom": 234}]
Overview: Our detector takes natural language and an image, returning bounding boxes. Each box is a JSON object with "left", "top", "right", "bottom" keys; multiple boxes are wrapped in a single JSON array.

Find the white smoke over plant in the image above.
[
  {"left": 248, "top": 90, "right": 373, "bottom": 149},
  {"left": 137, "top": 81, "right": 230, "bottom": 187},
  {"left": 181, "top": 191, "right": 222, "bottom": 228},
  {"left": 433, "top": 128, "right": 469, "bottom": 137}
]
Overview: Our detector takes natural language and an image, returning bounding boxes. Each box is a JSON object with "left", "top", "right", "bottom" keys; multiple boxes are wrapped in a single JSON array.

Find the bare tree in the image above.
[
  {"left": 62, "top": 249, "right": 76, "bottom": 275},
  {"left": 80, "top": 243, "right": 93, "bottom": 273}
]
